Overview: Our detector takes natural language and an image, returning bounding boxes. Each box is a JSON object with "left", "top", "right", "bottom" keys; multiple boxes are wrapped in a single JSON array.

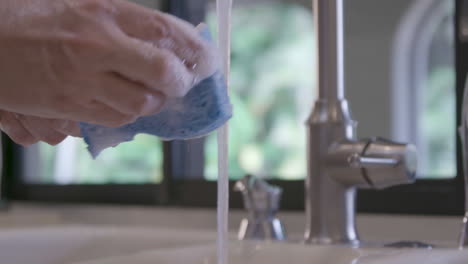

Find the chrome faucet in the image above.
[{"left": 304, "top": 0, "right": 417, "bottom": 245}]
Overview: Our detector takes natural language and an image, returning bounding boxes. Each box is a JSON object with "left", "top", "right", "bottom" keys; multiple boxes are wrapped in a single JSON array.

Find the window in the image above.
[
  {"left": 169, "top": 0, "right": 464, "bottom": 214},
  {"left": 355, "top": 0, "right": 462, "bottom": 215},
  {"left": 203, "top": 3, "right": 315, "bottom": 180},
  {"left": 2, "top": 0, "right": 465, "bottom": 216},
  {"left": 391, "top": 0, "right": 456, "bottom": 179},
  {"left": 24, "top": 137, "right": 163, "bottom": 184}
]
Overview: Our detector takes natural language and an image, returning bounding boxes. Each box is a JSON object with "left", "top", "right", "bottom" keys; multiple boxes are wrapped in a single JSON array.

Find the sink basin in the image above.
[
  {"left": 72, "top": 241, "right": 468, "bottom": 264},
  {"left": 0, "top": 226, "right": 216, "bottom": 264},
  {"left": 2, "top": 226, "right": 468, "bottom": 264}
]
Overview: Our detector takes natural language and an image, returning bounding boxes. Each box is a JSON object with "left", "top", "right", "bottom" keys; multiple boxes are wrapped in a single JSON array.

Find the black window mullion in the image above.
[{"left": 163, "top": 0, "right": 209, "bottom": 206}]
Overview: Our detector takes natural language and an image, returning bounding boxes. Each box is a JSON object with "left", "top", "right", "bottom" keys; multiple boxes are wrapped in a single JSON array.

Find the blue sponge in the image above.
[{"left": 80, "top": 29, "right": 232, "bottom": 158}]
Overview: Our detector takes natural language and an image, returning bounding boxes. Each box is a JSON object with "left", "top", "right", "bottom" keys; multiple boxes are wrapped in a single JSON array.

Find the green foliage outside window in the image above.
[
  {"left": 421, "top": 67, "right": 456, "bottom": 178},
  {"left": 204, "top": 4, "right": 315, "bottom": 180},
  {"left": 38, "top": 135, "right": 163, "bottom": 184},
  {"left": 34, "top": 3, "right": 455, "bottom": 183}
]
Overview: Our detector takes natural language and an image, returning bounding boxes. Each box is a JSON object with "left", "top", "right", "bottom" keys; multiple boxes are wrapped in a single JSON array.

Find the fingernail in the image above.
[
  {"left": 196, "top": 23, "right": 208, "bottom": 32},
  {"left": 142, "top": 94, "right": 165, "bottom": 116}
]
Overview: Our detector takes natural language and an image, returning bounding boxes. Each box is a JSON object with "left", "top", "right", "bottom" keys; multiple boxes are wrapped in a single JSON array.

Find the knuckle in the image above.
[
  {"left": 128, "top": 94, "right": 151, "bottom": 115},
  {"left": 191, "top": 42, "right": 217, "bottom": 76},
  {"left": 156, "top": 53, "right": 178, "bottom": 83},
  {"left": 155, "top": 53, "right": 191, "bottom": 98},
  {"left": 62, "top": 0, "right": 117, "bottom": 40},
  {"left": 187, "top": 39, "right": 206, "bottom": 57},
  {"left": 60, "top": 1, "right": 117, "bottom": 62},
  {"left": 148, "top": 16, "right": 171, "bottom": 40},
  {"left": 62, "top": 35, "right": 109, "bottom": 65}
]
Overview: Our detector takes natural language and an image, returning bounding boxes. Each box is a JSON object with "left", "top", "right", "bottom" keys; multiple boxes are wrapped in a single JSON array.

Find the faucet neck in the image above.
[
  {"left": 305, "top": 0, "right": 357, "bottom": 244},
  {"left": 304, "top": 101, "right": 358, "bottom": 244},
  {"left": 314, "top": 0, "right": 345, "bottom": 101},
  {"left": 305, "top": 179, "right": 358, "bottom": 245}
]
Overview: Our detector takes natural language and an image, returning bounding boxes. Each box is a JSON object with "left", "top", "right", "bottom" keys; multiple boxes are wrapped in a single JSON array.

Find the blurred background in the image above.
[
  {"left": 0, "top": 2, "right": 465, "bottom": 263},
  {"left": 0, "top": 0, "right": 457, "bottom": 218},
  {"left": 19, "top": 0, "right": 455, "bottom": 185}
]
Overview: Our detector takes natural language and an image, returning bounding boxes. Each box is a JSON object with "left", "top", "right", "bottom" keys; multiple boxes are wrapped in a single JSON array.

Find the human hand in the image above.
[
  {"left": 0, "top": 0, "right": 217, "bottom": 128},
  {"left": 0, "top": 110, "right": 80, "bottom": 146}
]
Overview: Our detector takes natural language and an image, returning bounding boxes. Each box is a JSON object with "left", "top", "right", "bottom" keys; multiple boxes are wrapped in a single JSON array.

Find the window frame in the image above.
[
  {"left": 2, "top": 136, "right": 171, "bottom": 205},
  {"left": 166, "top": 0, "right": 466, "bottom": 216},
  {"left": 1, "top": 0, "right": 465, "bottom": 217}
]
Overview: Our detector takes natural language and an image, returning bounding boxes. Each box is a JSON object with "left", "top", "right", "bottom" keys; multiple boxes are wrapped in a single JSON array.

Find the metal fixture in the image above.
[
  {"left": 458, "top": 74, "right": 468, "bottom": 249},
  {"left": 235, "top": 175, "right": 286, "bottom": 241},
  {"left": 304, "top": 0, "right": 417, "bottom": 245},
  {"left": 385, "top": 241, "right": 433, "bottom": 249}
]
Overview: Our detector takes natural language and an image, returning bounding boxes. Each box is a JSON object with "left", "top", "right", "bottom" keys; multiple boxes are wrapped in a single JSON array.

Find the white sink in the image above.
[
  {"left": 2, "top": 226, "right": 468, "bottom": 264},
  {"left": 0, "top": 226, "right": 216, "bottom": 264},
  {"left": 73, "top": 241, "right": 468, "bottom": 264}
]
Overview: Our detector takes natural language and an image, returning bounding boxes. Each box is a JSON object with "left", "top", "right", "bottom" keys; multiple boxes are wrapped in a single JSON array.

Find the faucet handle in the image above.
[
  {"left": 234, "top": 174, "right": 282, "bottom": 213},
  {"left": 356, "top": 137, "right": 417, "bottom": 189},
  {"left": 234, "top": 175, "right": 286, "bottom": 241},
  {"left": 327, "top": 137, "right": 417, "bottom": 189}
]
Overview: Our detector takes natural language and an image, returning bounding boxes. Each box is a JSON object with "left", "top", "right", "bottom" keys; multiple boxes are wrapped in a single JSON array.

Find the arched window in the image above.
[{"left": 391, "top": 0, "right": 455, "bottom": 178}]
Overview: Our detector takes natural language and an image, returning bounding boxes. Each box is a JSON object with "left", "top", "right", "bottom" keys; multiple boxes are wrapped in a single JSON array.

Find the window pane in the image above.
[
  {"left": 419, "top": 6, "right": 456, "bottom": 178},
  {"left": 23, "top": 135, "right": 163, "bottom": 184},
  {"left": 204, "top": 3, "right": 315, "bottom": 180},
  {"left": 202, "top": 0, "right": 456, "bottom": 181},
  {"left": 389, "top": 1, "right": 456, "bottom": 179}
]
